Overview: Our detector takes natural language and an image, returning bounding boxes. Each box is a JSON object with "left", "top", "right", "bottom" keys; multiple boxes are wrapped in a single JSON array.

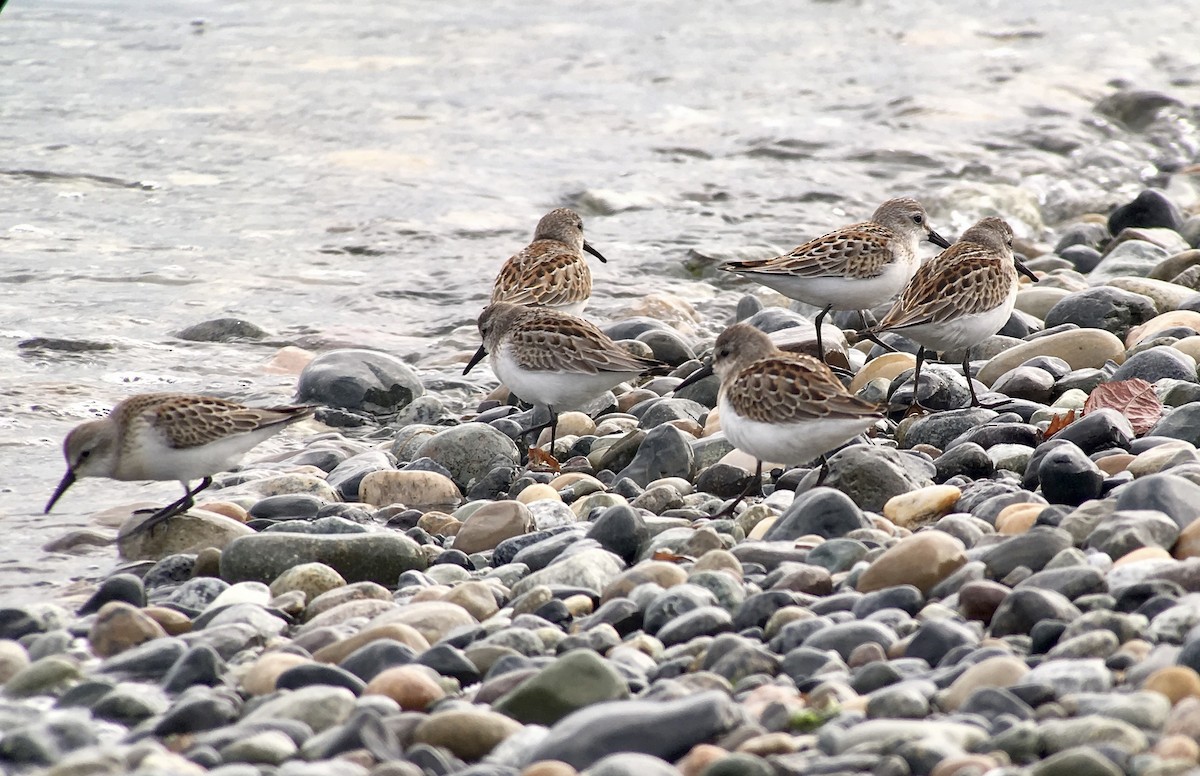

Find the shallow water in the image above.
[{"left": 1, "top": 0, "right": 1198, "bottom": 603}]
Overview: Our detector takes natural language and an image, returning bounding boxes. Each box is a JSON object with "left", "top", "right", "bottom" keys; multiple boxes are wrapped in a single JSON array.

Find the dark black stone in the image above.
[
  {"left": 695, "top": 463, "right": 755, "bottom": 500},
  {"left": 888, "top": 363, "right": 974, "bottom": 413},
  {"left": 78, "top": 574, "right": 145, "bottom": 615},
  {"left": 946, "top": 422, "right": 1040, "bottom": 452},
  {"left": 990, "top": 366, "right": 1055, "bottom": 404},
  {"left": 586, "top": 505, "right": 649, "bottom": 564},
  {"left": 140, "top": 555, "right": 199, "bottom": 591},
  {"left": 154, "top": 691, "right": 239, "bottom": 735},
  {"left": 614, "top": 424, "right": 694, "bottom": 486},
  {"left": 297, "top": 348, "right": 424, "bottom": 417},
  {"left": 656, "top": 606, "right": 733, "bottom": 646},
  {"left": 902, "top": 408, "right": 998, "bottom": 451},
  {"left": 1114, "top": 473, "right": 1200, "bottom": 529},
  {"left": 644, "top": 585, "right": 718, "bottom": 634},
  {"left": 1111, "top": 347, "right": 1198, "bottom": 383},
  {"left": 416, "top": 643, "right": 480, "bottom": 685},
  {"left": 276, "top": 663, "right": 366, "bottom": 695},
  {"left": 466, "top": 465, "right": 521, "bottom": 502},
  {"left": 1150, "top": 404, "right": 1200, "bottom": 447},
  {"left": 1059, "top": 245, "right": 1104, "bottom": 273},
  {"left": 1015, "top": 566, "right": 1107, "bottom": 601},
  {"left": 934, "top": 442, "right": 994, "bottom": 482},
  {"left": 906, "top": 619, "right": 977, "bottom": 666},
  {"left": 1034, "top": 441, "right": 1104, "bottom": 505},
  {"left": 327, "top": 451, "right": 396, "bottom": 502},
  {"left": 763, "top": 487, "right": 870, "bottom": 541},
  {"left": 162, "top": 644, "right": 226, "bottom": 692},
  {"left": 1051, "top": 408, "right": 1134, "bottom": 453},
  {"left": 511, "top": 530, "right": 587, "bottom": 572},
  {"left": 959, "top": 686, "right": 1035, "bottom": 721},
  {"left": 338, "top": 639, "right": 417, "bottom": 682},
  {"left": 990, "top": 590, "right": 1081, "bottom": 638},
  {"left": 1043, "top": 287, "right": 1157, "bottom": 339},
  {"left": 852, "top": 586, "right": 923, "bottom": 618},
  {"left": 983, "top": 527, "right": 1074, "bottom": 578},
  {"left": 248, "top": 494, "right": 325, "bottom": 519},
  {"left": 176, "top": 317, "right": 268, "bottom": 342},
  {"left": 1108, "top": 189, "right": 1184, "bottom": 233}
]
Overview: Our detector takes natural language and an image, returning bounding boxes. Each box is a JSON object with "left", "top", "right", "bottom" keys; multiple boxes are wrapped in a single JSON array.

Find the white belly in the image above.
[
  {"left": 738, "top": 258, "right": 914, "bottom": 310},
  {"left": 718, "top": 396, "right": 877, "bottom": 465},
  {"left": 893, "top": 288, "right": 1016, "bottom": 353},
  {"left": 116, "top": 426, "right": 281, "bottom": 482},
  {"left": 492, "top": 348, "right": 634, "bottom": 411}
]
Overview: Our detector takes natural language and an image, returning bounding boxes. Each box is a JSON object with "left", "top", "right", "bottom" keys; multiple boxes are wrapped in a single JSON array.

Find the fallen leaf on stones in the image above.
[{"left": 1083, "top": 378, "right": 1163, "bottom": 436}]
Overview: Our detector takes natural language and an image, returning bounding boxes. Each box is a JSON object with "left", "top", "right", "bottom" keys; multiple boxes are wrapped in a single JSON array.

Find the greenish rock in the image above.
[
  {"left": 1032, "top": 746, "right": 1123, "bottom": 776},
  {"left": 1039, "top": 716, "right": 1147, "bottom": 754},
  {"left": 701, "top": 753, "right": 774, "bottom": 776},
  {"left": 220, "top": 532, "right": 426, "bottom": 586},
  {"left": 416, "top": 423, "right": 521, "bottom": 491},
  {"left": 687, "top": 570, "right": 746, "bottom": 611},
  {"left": 3, "top": 656, "right": 81, "bottom": 698},
  {"left": 510, "top": 547, "right": 625, "bottom": 597},
  {"left": 89, "top": 683, "right": 170, "bottom": 725},
  {"left": 494, "top": 649, "right": 629, "bottom": 725}
]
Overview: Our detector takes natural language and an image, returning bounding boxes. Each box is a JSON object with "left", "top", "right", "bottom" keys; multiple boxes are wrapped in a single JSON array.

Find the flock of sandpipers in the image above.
[{"left": 45, "top": 200, "right": 1039, "bottom": 528}]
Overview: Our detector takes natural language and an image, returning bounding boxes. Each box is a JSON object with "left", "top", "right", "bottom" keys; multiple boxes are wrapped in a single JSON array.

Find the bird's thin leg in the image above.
[
  {"left": 962, "top": 348, "right": 980, "bottom": 407},
  {"left": 549, "top": 406, "right": 559, "bottom": 458},
  {"left": 857, "top": 310, "right": 897, "bottom": 353},
  {"left": 814, "top": 455, "right": 831, "bottom": 486},
  {"left": 813, "top": 304, "right": 833, "bottom": 364},
  {"left": 124, "top": 476, "right": 214, "bottom": 539},
  {"left": 714, "top": 459, "right": 763, "bottom": 518},
  {"left": 905, "top": 347, "right": 933, "bottom": 417}
]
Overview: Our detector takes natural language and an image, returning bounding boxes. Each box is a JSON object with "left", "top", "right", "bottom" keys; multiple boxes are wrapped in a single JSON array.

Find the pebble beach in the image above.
[{"left": 7, "top": 3, "right": 1200, "bottom": 776}]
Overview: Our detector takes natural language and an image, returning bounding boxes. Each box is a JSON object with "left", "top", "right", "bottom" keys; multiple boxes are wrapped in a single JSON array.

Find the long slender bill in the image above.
[
  {"left": 673, "top": 363, "right": 714, "bottom": 393},
  {"left": 44, "top": 469, "right": 76, "bottom": 513},
  {"left": 1015, "top": 258, "right": 1039, "bottom": 282},
  {"left": 463, "top": 344, "right": 488, "bottom": 375},
  {"left": 583, "top": 241, "right": 608, "bottom": 264},
  {"left": 927, "top": 230, "right": 952, "bottom": 249}
]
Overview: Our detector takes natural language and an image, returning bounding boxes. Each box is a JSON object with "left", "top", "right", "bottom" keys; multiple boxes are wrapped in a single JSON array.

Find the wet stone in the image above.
[
  {"left": 762, "top": 487, "right": 870, "bottom": 541},
  {"left": 819, "top": 446, "right": 935, "bottom": 513},
  {"left": 297, "top": 348, "right": 424, "bottom": 417},
  {"left": 1043, "top": 287, "right": 1157, "bottom": 339}
]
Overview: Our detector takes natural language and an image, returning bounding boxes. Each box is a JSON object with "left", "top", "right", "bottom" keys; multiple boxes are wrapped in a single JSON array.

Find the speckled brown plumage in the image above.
[
  {"left": 726, "top": 354, "right": 883, "bottom": 424},
  {"left": 876, "top": 216, "right": 1019, "bottom": 331},
  {"left": 481, "top": 303, "right": 662, "bottom": 375},
  {"left": 113, "top": 393, "right": 313, "bottom": 451}
]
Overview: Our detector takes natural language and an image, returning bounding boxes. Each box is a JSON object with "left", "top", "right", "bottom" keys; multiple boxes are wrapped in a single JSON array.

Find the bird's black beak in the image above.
[
  {"left": 927, "top": 230, "right": 952, "bottom": 249},
  {"left": 1015, "top": 258, "right": 1039, "bottom": 282},
  {"left": 583, "top": 241, "right": 608, "bottom": 264},
  {"left": 673, "top": 362, "right": 714, "bottom": 393},
  {"left": 44, "top": 469, "right": 76, "bottom": 514},
  {"left": 463, "top": 344, "right": 488, "bottom": 375}
]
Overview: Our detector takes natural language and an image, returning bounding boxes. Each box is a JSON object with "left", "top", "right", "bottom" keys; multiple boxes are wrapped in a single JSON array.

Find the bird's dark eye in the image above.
[{"left": 912, "top": 214, "right": 924, "bottom": 225}]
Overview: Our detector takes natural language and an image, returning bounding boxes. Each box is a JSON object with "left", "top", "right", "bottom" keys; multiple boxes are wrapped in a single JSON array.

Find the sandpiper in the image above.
[
  {"left": 45, "top": 393, "right": 314, "bottom": 535},
  {"left": 872, "top": 216, "right": 1039, "bottom": 411},
  {"left": 675, "top": 323, "right": 883, "bottom": 512},
  {"left": 464, "top": 301, "right": 664, "bottom": 454},
  {"left": 719, "top": 198, "right": 951, "bottom": 362},
  {"left": 490, "top": 208, "right": 608, "bottom": 315}
]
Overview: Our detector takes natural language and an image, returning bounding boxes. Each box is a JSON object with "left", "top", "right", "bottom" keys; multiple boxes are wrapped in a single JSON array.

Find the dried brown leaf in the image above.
[
  {"left": 1045, "top": 409, "right": 1078, "bottom": 438},
  {"left": 1083, "top": 378, "right": 1163, "bottom": 436}
]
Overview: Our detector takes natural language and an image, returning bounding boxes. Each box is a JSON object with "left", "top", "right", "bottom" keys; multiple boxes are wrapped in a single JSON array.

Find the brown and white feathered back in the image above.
[
  {"left": 876, "top": 217, "right": 1018, "bottom": 330},
  {"left": 490, "top": 208, "right": 602, "bottom": 311},
  {"left": 478, "top": 302, "right": 663, "bottom": 376},
  {"left": 718, "top": 197, "right": 941, "bottom": 280},
  {"left": 710, "top": 324, "right": 882, "bottom": 424}
]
